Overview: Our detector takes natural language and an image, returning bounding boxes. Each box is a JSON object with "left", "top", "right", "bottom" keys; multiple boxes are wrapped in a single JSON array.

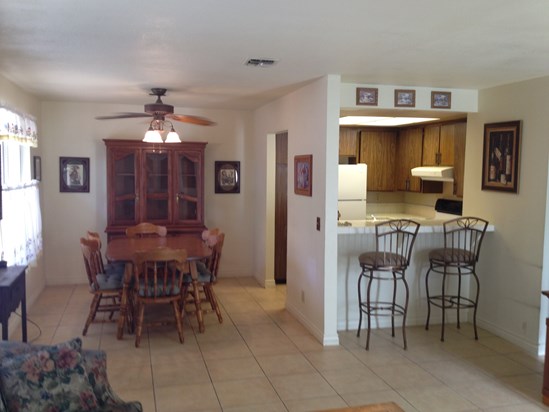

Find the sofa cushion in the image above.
[{"left": 0, "top": 338, "right": 98, "bottom": 411}]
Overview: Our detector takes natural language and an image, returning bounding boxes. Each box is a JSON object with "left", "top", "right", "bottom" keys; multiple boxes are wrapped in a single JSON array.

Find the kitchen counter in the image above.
[{"left": 337, "top": 215, "right": 494, "bottom": 331}]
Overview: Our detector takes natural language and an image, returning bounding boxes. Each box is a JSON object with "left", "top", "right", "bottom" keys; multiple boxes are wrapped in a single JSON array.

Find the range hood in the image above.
[{"left": 411, "top": 166, "right": 454, "bottom": 182}]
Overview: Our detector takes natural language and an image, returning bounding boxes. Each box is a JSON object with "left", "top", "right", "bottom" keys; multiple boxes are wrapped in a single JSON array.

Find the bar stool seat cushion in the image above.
[
  {"left": 428, "top": 248, "right": 475, "bottom": 264},
  {"left": 359, "top": 251, "right": 407, "bottom": 269}
]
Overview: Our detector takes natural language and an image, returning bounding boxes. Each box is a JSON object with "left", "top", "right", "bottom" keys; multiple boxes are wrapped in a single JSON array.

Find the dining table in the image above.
[{"left": 106, "top": 234, "right": 212, "bottom": 339}]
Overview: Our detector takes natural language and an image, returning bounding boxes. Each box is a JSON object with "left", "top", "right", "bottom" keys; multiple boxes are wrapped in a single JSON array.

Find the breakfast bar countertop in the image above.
[{"left": 337, "top": 214, "right": 495, "bottom": 235}]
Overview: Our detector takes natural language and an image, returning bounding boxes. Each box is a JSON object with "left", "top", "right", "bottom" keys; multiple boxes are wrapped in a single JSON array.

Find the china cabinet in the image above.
[{"left": 104, "top": 139, "right": 207, "bottom": 238}]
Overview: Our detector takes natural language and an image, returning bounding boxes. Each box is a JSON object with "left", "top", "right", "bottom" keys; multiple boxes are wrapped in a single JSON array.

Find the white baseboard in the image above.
[{"left": 286, "top": 301, "right": 339, "bottom": 346}]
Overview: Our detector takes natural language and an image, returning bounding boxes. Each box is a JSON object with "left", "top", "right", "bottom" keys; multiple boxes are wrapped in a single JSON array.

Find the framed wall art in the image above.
[
  {"left": 294, "top": 154, "right": 312, "bottom": 196},
  {"left": 394, "top": 89, "right": 415, "bottom": 107},
  {"left": 215, "top": 161, "right": 240, "bottom": 193},
  {"left": 431, "top": 91, "right": 452, "bottom": 109},
  {"left": 60, "top": 157, "right": 89, "bottom": 193},
  {"left": 481, "top": 120, "right": 521, "bottom": 193},
  {"left": 356, "top": 87, "right": 378, "bottom": 106}
]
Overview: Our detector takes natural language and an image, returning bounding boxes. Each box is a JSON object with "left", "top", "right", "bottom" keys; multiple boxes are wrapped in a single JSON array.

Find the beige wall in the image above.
[
  {"left": 253, "top": 76, "right": 340, "bottom": 345},
  {"left": 464, "top": 76, "right": 549, "bottom": 354},
  {"left": 39, "top": 101, "right": 256, "bottom": 284}
]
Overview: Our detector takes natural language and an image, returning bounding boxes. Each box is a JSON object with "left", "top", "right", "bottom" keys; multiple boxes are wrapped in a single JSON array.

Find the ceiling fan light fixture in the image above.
[
  {"left": 164, "top": 125, "right": 181, "bottom": 143},
  {"left": 143, "top": 125, "right": 163, "bottom": 143}
]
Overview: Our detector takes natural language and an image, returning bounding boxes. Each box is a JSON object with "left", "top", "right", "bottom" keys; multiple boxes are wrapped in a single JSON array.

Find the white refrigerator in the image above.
[{"left": 338, "top": 164, "right": 367, "bottom": 220}]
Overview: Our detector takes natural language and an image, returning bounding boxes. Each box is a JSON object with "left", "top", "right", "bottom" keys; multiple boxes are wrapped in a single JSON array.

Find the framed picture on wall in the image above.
[
  {"left": 394, "top": 89, "right": 416, "bottom": 107},
  {"left": 215, "top": 161, "right": 240, "bottom": 193},
  {"left": 294, "top": 154, "right": 312, "bottom": 196},
  {"left": 60, "top": 157, "right": 89, "bottom": 193},
  {"left": 356, "top": 87, "right": 378, "bottom": 106},
  {"left": 431, "top": 91, "right": 452, "bottom": 109},
  {"left": 33, "top": 156, "right": 41, "bottom": 181},
  {"left": 481, "top": 120, "right": 521, "bottom": 193}
]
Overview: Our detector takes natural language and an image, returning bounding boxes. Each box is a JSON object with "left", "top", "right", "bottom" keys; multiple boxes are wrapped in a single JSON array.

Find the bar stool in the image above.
[
  {"left": 357, "top": 219, "right": 421, "bottom": 350},
  {"left": 425, "top": 216, "right": 489, "bottom": 341}
]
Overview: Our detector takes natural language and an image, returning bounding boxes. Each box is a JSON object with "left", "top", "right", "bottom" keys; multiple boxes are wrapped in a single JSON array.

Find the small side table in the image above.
[{"left": 0, "top": 266, "right": 27, "bottom": 342}]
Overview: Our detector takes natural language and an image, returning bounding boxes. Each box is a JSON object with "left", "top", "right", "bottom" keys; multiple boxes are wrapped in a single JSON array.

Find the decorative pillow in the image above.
[{"left": 0, "top": 339, "right": 98, "bottom": 411}]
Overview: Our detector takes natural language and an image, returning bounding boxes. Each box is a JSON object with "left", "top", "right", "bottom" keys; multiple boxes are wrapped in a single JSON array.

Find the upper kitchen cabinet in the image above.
[
  {"left": 359, "top": 129, "right": 396, "bottom": 191},
  {"left": 339, "top": 128, "right": 359, "bottom": 162},
  {"left": 423, "top": 121, "right": 467, "bottom": 196},
  {"left": 104, "top": 139, "right": 207, "bottom": 238},
  {"left": 395, "top": 127, "right": 422, "bottom": 192}
]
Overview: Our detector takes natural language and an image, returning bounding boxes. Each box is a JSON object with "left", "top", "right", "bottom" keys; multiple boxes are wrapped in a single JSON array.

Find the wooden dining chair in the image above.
[
  {"left": 125, "top": 222, "right": 168, "bottom": 238},
  {"left": 132, "top": 247, "right": 188, "bottom": 347},
  {"left": 184, "top": 232, "right": 224, "bottom": 324},
  {"left": 87, "top": 230, "right": 125, "bottom": 274},
  {"left": 80, "top": 237, "right": 124, "bottom": 335}
]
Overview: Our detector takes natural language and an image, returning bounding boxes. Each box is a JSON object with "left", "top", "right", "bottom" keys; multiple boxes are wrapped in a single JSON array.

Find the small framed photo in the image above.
[
  {"left": 394, "top": 89, "right": 416, "bottom": 107},
  {"left": 33, "top": 156, "right": 41, "bottom": 181},
  {"left": 294, "top": 155, "right": 312, "bottom": 196},
  {"left": 356, "top": 87, "right": 378, "bottom": 106},
  {"left": 431, "top": 91, "right": 452, "bottom": 109},
  {"left": 60, "top": 157, "right": 89, "bottom": 193},
  {"left": 481, "top": 121, "right": 521, "bottom": 193},
  {"left": 215, "top": 161, "right": 240, "bottom": 194}
]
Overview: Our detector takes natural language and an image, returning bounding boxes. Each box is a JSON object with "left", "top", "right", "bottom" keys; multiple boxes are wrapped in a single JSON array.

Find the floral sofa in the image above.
[{"left": 0, "top": 337, "right": 142, "bottom": 412}]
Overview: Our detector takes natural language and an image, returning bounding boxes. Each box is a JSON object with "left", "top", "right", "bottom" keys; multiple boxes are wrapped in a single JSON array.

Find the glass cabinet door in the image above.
[
  {"left": 112, "top": 150, "right": 139, "bottom": 224},
  {"left": 174, "top": 151, "right": 201, "bottom": 223},
  {"left": 143, "top": 150, "right": 170, "bottom": 222}
]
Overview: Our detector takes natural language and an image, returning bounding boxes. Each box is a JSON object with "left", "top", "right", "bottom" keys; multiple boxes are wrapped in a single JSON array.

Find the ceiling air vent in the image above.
[{"left": 245, "top": 58, "right": 278, "bottom": 67}]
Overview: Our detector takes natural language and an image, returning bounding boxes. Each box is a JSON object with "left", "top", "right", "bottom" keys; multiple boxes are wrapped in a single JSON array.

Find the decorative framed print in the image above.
[
  {"left": 356, "top": 87, "right": 378, "bottom": 106},
  {"left": 60, "top": 157, "right": 89, "bottom": 193},
  {"left": 294, "top": 154, "right": 312, "bottom": 196},
  {"left": 481, "top": 121, "right": 521, "bottom": 193},
  {"left": 431, "top": 91, "right": 452, "bottom": 109},
  {"left": 33, "top": 156, "right": 41, "bottom": 181},
  {"left": 394, "top": 89, "right": 416, "bottom": 107},
  {"left": 215, "top": 161, "right": 240, "bottom": 193}
]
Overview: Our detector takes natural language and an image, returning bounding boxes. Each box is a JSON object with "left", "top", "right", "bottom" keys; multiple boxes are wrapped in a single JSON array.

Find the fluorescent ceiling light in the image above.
[{"left": 339, "top": 116, "right": 439, "bottom": 126}]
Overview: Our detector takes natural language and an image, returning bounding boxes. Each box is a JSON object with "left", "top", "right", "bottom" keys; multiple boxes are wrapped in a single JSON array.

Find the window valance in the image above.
[{"left": 0, "top": 107, "right": 38, "bottom": 147}]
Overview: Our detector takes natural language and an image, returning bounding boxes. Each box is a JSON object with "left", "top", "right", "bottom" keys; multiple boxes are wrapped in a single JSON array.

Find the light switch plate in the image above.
[{"left": 316, "top": 217, "right": 321, "bottom": 231}]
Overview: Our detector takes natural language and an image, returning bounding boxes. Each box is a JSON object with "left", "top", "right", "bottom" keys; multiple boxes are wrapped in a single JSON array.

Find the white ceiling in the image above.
[{"left": 1, "top": 0, "right": 549, "bottom": 110}]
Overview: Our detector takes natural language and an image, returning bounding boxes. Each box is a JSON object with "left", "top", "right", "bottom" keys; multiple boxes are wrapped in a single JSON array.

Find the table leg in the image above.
[
  {"left": 116, "top": 263, "right": 132, "bottom": 340},
  {"left": 190, "top": 261, "right": 205, "bottom": 333}
]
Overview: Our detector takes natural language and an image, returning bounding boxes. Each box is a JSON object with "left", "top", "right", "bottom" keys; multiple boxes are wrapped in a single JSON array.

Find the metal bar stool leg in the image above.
[
  {"left": 402, "top": 272, "right": 410, "bottom": 350},
  {"left": 425, "top": 266, "right": 432, "bottom": 331},
  {"left": 457, "top": 267, "right": 462, "bottom": 329},
  {"left": 391, "top": 272, "right": 397, "bottom": 337},
  {"left": 357, "top": 272, "right": 364, "bottom": 337},
  {"left": 365, "top": 270, "right": 374, "bottom": 350},
  {"left": 441, "top": 268, "right": 447, "bottom": 342},
  {"left": 473, "top": 270, "right": 480, "bottom": 340}
]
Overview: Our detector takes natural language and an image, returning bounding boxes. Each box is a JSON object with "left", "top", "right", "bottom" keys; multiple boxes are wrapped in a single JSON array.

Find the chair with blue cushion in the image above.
[
  {"left": 183, "top": 232, "right": 225, "bottom": 324},
  {"left": 80, "top": 237, "right": 125, "bottom": 336},
  {"left": 87, "top": 230, "right": 126, "bottom": 275},
  {"left": 132, "top": 247, "right": 188, "bottom": 347}
]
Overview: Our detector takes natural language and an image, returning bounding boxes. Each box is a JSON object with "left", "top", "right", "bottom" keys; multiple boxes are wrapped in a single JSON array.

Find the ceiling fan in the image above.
[{"left": 95, "top": 88, "right": 215, "bottom": 126}]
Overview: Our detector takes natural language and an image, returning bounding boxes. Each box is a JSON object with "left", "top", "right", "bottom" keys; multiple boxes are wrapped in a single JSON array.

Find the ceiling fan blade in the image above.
[
  {"left": 95, "top": 112, "right": 152, "bottom": 120},
  {"left": 167, "top": 114, "right": 216, "bottom": 126}
]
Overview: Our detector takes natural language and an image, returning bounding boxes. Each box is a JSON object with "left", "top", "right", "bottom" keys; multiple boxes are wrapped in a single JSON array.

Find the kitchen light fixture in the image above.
[
  {"left": 339, "top": 116, "right": 439, "bottom": 127},
  {"left": 143, "top": 117, "right": 181, "bottom": 143}
]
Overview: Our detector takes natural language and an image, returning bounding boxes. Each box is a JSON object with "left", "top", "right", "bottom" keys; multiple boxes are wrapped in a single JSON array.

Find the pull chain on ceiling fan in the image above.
[{"left": 95, "top": 88, "right": 215, "bottom": 143}]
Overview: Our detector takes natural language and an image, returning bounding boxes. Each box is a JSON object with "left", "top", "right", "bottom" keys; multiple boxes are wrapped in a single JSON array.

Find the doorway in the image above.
[{"left": 274, "top": 131, "right": 288, "bottom": 284}]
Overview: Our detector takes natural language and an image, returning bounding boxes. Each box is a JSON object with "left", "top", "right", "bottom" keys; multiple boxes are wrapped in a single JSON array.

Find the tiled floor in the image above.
[{"left": 15, "top": 277, "right": 549, "bottom": 411}]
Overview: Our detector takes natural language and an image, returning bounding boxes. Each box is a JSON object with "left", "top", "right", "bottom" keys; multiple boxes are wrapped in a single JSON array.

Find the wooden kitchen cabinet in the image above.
[
  {"left": 423, "top": 121, "right": 466, "bottom": 196},
  {"left": 339, "top": 128, "right": 359, "bottom": 158},
  {"left": 359, "top": 129, "right": 396, "bottom": 191},
  {"left": 395, "top": 127, "right": 423, "bottom": 192},
  {"left": 423, "top": 124, "right": 454, "bottom": 166},
  {"left": 104, "top": 139, "right": 207, "bottom": 238}
]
